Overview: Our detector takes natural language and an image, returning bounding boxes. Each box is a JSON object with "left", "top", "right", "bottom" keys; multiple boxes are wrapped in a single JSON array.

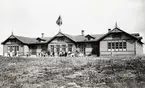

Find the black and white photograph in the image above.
[{"left": 0, "top": 0, "right": 145, "bottom": 88}]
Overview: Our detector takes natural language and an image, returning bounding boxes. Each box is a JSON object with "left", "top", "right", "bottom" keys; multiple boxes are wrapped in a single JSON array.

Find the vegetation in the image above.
[{"left": 0, "top": 56, "right": 145, "bottom": 88}]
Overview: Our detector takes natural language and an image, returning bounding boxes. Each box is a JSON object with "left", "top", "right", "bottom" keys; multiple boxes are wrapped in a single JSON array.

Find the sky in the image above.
[{"left": 0, "top": 0, "right": 145, "bottom": 55}]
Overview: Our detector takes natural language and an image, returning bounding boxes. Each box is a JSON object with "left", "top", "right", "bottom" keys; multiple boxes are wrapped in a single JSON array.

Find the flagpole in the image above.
[{"left": 59, "top": 25, "right": 61, "bottom": 32}]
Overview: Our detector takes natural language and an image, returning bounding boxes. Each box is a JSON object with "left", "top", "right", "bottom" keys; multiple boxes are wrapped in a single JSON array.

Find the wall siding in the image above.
[
  {"left": 3, "top": 45, "right": 8, "bottom": 56},
  {"left": 136, "top": 41, "right": 143, "bottom": 55},
  {"left": 100, "top": 51, "right": 135, "bottom": 56},
  {"left": 100, "top": 41, "right": 107, "bottom": 52},
  {"left": 19, "top": 45, "right": 24, "bottom": 55},
  {"left": 126, "top": 40, "right": 135, "bottom": 52},
  {"left": 23, "top": 45, "right": 29, "bottom": 55}
]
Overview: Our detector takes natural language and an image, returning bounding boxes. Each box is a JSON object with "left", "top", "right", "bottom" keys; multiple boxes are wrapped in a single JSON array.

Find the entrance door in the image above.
[
  {"left": 14, "top": 46, "right": 19, "bottom": 55},
  {"left": 91, "top": 43, "right": 100, "bottom": 56},
  {"left": 56, "top": 45, "right": 60, "bottom": 53},
  {"left": 80, "top": 44, "right": 85, "bottom": 55},
  {"left": 31, "top": 46, "right": 37, "bottom": 55}
]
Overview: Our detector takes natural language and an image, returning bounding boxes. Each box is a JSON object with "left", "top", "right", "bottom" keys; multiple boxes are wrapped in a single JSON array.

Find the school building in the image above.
[{"left": 1, "top": 24, "right": 144, "bottom": 57}]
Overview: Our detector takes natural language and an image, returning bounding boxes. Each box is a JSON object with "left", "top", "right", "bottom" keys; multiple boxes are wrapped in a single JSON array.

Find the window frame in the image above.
[
  {"left": 107, "top": 40, "right": 127, "bottom": 51},
  {"left": 68, "top": 44, "right": 73, "bottom": 52},
  {"left": 62, "top": 45, "right": 66, "bottom": 52},
  {"left": 50, "top": 45, "right": 54, "bottom": 52},
  {"left": 56, "top": 45, "right": 60, "bottom": 52}
]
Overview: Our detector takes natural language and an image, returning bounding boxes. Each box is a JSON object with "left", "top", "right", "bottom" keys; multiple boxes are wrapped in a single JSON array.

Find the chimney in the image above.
[
  {"left": 81, "top": 30, "right": 84, "bottom": 36},
  {"left": 41, "top": 33, "right": 44, "bottom": 38},
  {"left": 108, "top": 29, "right": 111, "bottom": 32}
]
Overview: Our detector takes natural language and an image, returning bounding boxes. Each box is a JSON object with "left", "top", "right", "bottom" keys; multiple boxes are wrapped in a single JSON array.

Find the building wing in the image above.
[{"left": 97, "top": 27, "right": 143, "bottom": 44}]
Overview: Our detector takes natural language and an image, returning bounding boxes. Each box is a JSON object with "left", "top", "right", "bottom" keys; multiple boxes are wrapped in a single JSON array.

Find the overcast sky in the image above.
[{"left": 0, "top": 0, "right": 145, "bottom": 55}]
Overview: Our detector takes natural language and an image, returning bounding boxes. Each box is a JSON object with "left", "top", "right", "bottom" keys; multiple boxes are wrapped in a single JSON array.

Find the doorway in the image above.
[{"left": 91, "top": 42, "right": 100, "bottom": 56}]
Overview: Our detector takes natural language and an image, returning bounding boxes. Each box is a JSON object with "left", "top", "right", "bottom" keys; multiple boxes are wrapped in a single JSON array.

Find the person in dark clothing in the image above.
[
  {"left": 64, "top": 52, "right": 67, "bottom": 57},
  {"left": 52, "top": 52, "right": 55, "bottom": 56}
]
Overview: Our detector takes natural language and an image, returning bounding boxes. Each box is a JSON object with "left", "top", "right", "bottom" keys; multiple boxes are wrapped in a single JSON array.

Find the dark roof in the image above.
[
  {"left": 89, "top": 34, "right": 104, "bottom": 41},
  {"left": 15, "top": 36, "right": 37, "bottom": 44},
  {"left": 28, "top": 37, "right": 51, "bottom": 44},
  {"left": 62, "top": 33, "right": 76, "bottom": 42},
  {"left": 73, "top": 35, "right": 86, "bottom": 42},
  {"left": 1, "top": 28, "right": 143, "bottom": 44},
  {"left": 130, "top": 33, "right": 140, "bottom": 37},
  {"left": 73, "top": 34, "right": 104, "bottom": 42},
  {"left": 15, "top": 36, "right": 52, "bottom": 44},
  {"left": 1, "top": 35, "right": 52, "bottom": 45}
]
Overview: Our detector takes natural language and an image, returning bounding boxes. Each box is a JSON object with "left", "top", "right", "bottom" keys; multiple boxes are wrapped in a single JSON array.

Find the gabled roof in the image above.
[
  {"left": 47, "top": 32, "right": 76, "bottom": 43},
  {"left": 31, "top": 37, "right": 51, "bottom": 44},
  {"left": 62, "top": 33, "right": 76, "bottom": 42},
  {"left": 36, "top": 37, "right": 46, "bottom": 41},
  {"left": 43, "top": 32, "right": 104, "bottom": 43},
  {"left": 97, "top": 27, "right": 143, "bottom": 44},
  {"left": 1, "top": 26, "right": 143, "bottom": 45},
  {"left": 1, "top": 35, "right": 36, "bottom": 44},
  {"left": 1, "top": 35, "right": 51, "bottom": 45},
  {"left": 97, "top": 27, "right": 125, "bottom": 41},
  {"left": 88, "top": 34, "right": 104, "bottom": 41},
  {"left": 85, "top": 34, "right": 95, "bottom": 39}
]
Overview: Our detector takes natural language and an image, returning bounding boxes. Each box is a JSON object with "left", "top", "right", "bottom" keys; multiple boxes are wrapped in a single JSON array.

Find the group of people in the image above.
[
  {"left": 5, "top": 50, "right": 86, "bottom": 57},
  {"left": 36, "top": 50, "right": 85, "bottom": 57},
  {"left": 50, "top": 51, "right": 68, "bottom": 57},
  {"left": 7, "top": 51, "right": 19, "bottom": 57}
]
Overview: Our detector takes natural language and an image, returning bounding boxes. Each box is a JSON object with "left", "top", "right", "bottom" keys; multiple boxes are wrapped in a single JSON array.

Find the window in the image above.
[
  {"left": 119, "top": 42, "right": 122, "bottom": 49},
  {"left": 108, "top": 42, "right": 111, "bottom": 49},
  {"left": 107, "top": 41, "right": 127, "bottom": 51},
  {"left": 62, "top": 45, "right": 66, "bottom": 52},
  {"left": 50, "top": 45, "right": 54, "bottom": 52},
  {"left": 8, "top": 46, "right": 12, "bottom": 52},
  {"left": 56, "top": 45, "right": 60, "bottom": 52},
  {"left": 116, "top": 42, "right": 119, "bottom": 49},
  {"left": 112, "top": 42, "right": 115, "bottom": 49},
  {"left": 16, "top": 46, "right": 19, "bottom": 51},
  {"left": 123, "top": 42, "right": 126, "bottom": 49},
  {"left": 8, "top": 46, "right": 19, "bottom": 52},
  {"left": 68, "top": 44, "right": 73, "bottom": 52}
]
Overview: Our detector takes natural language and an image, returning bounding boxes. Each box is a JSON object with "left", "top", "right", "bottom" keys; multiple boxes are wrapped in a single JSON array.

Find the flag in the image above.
[{"left": 56, "top": 15, "right": 62, "bottom": 26}]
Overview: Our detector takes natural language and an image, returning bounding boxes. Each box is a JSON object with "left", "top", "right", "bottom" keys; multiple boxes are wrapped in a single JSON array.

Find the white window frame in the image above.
[{"left": 107, "top": 40, "right": 127, "bottom": 51}]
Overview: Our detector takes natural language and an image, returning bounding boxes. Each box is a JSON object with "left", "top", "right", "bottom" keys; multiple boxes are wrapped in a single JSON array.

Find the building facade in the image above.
[{"left": 1, "top": 25, "right": 144, "bottom": 57}]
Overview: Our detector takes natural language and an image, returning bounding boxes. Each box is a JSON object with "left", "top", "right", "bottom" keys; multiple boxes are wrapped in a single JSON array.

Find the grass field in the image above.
[{"left": 0, "top": 56, "right": 145, "bottom": 88}]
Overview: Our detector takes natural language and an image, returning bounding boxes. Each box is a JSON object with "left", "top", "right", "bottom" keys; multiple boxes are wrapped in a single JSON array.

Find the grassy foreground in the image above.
[{"left": 0, "top": 56, "right": 145, "bottom": 88}]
